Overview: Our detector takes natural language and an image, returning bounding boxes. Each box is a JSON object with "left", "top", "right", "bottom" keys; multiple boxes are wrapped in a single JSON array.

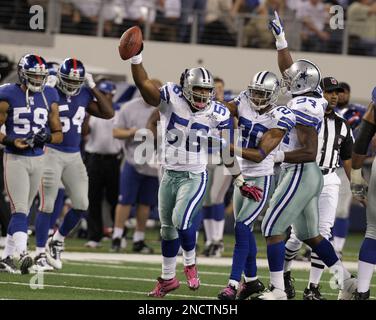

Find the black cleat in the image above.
[
  {"left": 303, "top": 283, "right": 326, "bottom": 300},
  {"left": 19, "top": 253, "right": 33, "bottom": 275},
  {"left": 218, "top": 284, "right": 237, "bottom": 300},
  {"left": 0, "top": 256, "right": 17, "bottom": 273},
  {"left": 284, "top": 271, "right": 296, "bottom": 299},
  {"left": 354, "top": 290, "right": 370, "bottom": 300},
  {"left": 133, "top": 240, "right": 154, "bottom": 254},
  {"left": 237, "top": 278, "right": 265, "bottom": 300},
  {"left": 111, "top": 238, "right": 121, "bottom": 252},
  {"left": 202, "top": 244, "right": 213, "bottom": 257}
]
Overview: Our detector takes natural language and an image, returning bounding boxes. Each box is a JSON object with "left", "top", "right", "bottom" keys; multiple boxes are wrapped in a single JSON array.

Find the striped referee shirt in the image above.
[{"left": 316, "top": 110, "right": 354, "bottom": 172}]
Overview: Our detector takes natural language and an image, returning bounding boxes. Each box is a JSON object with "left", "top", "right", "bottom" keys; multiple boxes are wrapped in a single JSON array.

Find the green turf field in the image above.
[{"left": 0, "top": 230, "right": 374, "bottom": 300}]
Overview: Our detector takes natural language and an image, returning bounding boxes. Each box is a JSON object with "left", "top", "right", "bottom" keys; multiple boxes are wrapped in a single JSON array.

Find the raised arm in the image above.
[
  {"left": 269, "top": 11, "right": 293, "bottom": 73},
  {"left": 131, "top": 54, "right": 161, "bottom": 107},
  {"left": 85, "top": 73, "right": 114, "bottom": 119}
]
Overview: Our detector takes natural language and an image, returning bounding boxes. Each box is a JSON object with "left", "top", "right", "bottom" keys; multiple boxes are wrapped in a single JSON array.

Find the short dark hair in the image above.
[
  {"left": 339, "top": 82, "right": 350, "bottom": 92},
  {"left": 214, "top": 77, "right": 224, "bottom": 85}
]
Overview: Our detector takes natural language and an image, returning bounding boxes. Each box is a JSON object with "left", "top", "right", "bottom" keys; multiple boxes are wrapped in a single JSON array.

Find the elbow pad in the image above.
[{"left": 353, "top": 120, "right": 376, "bottom": 155}]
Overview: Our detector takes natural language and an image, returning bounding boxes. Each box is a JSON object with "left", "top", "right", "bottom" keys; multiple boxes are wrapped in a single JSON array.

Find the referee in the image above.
[{"left": 284, "top": 77, "right": 354, "bottom": 300}]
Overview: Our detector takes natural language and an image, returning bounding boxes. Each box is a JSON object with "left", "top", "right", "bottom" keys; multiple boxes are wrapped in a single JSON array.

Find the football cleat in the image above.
[
  {"left": 184, "top": 264, "right": 200, "bottom": 290},
  {"left": 46, "top": 237, "right": 63, "bottom": 270},
  {"left": 132, "top": 241, "right": 154, "bottom": 254},
  {"left": 0, "top": 256, "right": 18, "bottom": 273},
  {"left": 209, "top": 240, "right": 224, "bottom": 257},
  {"left": 303, "top": 283, "right": 326, "bottom": 300},
  {"left": 218, "top": 284, "right": 237, "bottom": 300},
  {"left": 338, "top": 276, "right": 357, "bottom": 300},
  {"left": 19, "top": 252, "right": 33, "bottom": 275},
  {"left": 111, "top": 237, "right": 121, "bottom": 252},
  {"left": 237, "top": 278, "right": 265, "bottom": 300},
  {"left": 252, "top": 285, "right": 287, "bottom": 300},
  {"left": 148, "top": 277, "right": 180, "bottom": 298},
  {"left": 354, "top": 290, "right": 370, "bottom": 300},
  {"left": 31, "top": 253, "right": 54, "bottom": 272},
  {"left": 284, "top": 271, "right": 296, "bottom": 299},
  {"left": 201, "top": 243, "right": 213, "bottom": 257}
]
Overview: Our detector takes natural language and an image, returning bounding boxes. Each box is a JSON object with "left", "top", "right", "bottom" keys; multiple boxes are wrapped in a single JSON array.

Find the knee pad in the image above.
[{"left": 160, "top": 225, "right": 178, "bottom": 241}]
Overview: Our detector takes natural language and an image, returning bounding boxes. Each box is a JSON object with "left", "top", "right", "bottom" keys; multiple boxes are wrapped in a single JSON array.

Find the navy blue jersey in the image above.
[
  {"left": 47, "top": 87, "right": 93, "bottom": 153},
  {"left": 0, "top": 83, "right": 59, "bottom": 156}
]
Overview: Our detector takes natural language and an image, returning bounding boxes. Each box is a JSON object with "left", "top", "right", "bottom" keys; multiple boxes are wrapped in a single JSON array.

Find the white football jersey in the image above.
[
  {"left": 280, "top": 95, "right": 328, "bottom": 165},
  {"left": 234, "top": 90, "right": 296, "bottom": 177},
  {"left": 158, "top": 82, "right": 232, "bottom": 173}
]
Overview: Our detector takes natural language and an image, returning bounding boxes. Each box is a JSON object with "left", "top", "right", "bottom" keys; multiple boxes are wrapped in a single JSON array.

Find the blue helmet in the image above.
[
  {"left": 340, "top": 104, "right": 366, "bottom": 130},
  {"left": 98, "top": 80, "right": 116, "bottom": 95},
  {"left": 57, "top": 58, "right": 85, "bottom": 96},
  {"left": 17, "top": 54, "right": 49, "bottom": 92}
]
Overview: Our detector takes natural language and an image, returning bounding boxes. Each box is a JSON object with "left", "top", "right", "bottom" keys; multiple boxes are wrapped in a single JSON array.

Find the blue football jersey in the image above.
[
  {"left": 47, "top": 87, "right": 93, "bottom": 153},
  {"left": 0, "top": 83, "right": 59, "bottom": 156}
]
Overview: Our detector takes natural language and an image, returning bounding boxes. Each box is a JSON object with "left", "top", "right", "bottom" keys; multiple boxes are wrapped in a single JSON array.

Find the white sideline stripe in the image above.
[
  {"left": 64, "top": 261, "right": 376, "bottom": 289},
  {"left": 56, "top": 252, "right": 360, "bottom": 271},
  {"left": 0, "top": 281, "right": 215, "bottom": 300},
  {"left": 25, "top": 272, "right": 376, "bottom": 300}
]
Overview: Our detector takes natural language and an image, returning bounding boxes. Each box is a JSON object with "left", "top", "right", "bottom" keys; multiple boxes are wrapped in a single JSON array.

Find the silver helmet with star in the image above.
[
  {"left": 248, "top": 71, "right": 280, "bottom": 110},
  {"left": 282, "top": 59, "right": 321, "bottom": 95}
]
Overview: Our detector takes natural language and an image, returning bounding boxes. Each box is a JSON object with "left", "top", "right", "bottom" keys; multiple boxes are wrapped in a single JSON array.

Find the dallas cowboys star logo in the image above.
[{"left": 299, "top": 71, "right": 308, "bottom": 81}]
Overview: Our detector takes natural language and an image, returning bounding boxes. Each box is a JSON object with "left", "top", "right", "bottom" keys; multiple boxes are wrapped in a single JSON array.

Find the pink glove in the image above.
[{"left": 239, "top": 183, "right": 263, "bottom": 202}]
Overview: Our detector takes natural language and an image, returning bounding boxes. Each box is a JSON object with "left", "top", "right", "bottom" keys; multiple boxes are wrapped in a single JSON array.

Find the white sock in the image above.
[
  {"left": 48, "top": 229, "right": 55, "bottom": 236},
  {"left": 52, "top": 231, "right": 65, "bottom": 242},
  {"left": 203, "top": 219, "right": 214, "bottom": 246},
  {"left": 244, "top": 275, "right": 258, "bottom": 283},
  {"left": 2, "top": 234, "right": 16, "bottom": 259},
  {"left": 161, "top": 256, "right": 177, "bottom": 280},
  {"left": 133, "top": 231, "right": 144, "bottom": 242},
  {"left": 212, "top": 220, "right": 225, "bottom": 242},
  {"left": 332, "top": 237, "right": 346, "bottom": 252},
  {"left": 229, "top": 279, "right": 239, "bottom": 289},
  {"left": 13, "top": 231, "right": 28, "bottom": 255},
  {"left": 270, "top": 271, "right": 285, "bottom": 291},
  {"left": 357, "top": 260, "right": 374, "bottom": 293},
  {"left": 36, "top": 247, "right": 46, "bottom": 255},
  {"left": 309, "top": 253, "right": 325, "bottom": 285},
  {"left": 112, "top": 227, "right": 123, "bottom": 239},
  {"left": 183, "top": 248, "right": 196, "bottom": 266},
  {"left": 329, "top": 260, "right": 351, "bottom": 289}
]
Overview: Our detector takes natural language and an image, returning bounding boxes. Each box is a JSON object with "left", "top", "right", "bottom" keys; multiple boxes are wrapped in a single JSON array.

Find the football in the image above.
[{"left": 118, "top": 26, "right": 143, "bottom": 61}]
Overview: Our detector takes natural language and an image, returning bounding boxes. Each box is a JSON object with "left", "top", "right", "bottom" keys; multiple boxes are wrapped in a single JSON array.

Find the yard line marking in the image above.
[
  {"left": 65, "top": 261, "right": 376, "bottom": 289},
  {"left": 0, "top": 281, "right": 215, "bottom": 300}
]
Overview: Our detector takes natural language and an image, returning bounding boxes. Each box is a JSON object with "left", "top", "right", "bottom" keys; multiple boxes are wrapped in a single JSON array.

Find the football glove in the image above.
[
  {"left": 273, "top": 150, "right": 285, "bottom": 163},
  {"left": 350, "top": 168, "right": 368, "bottom": 201},
  {"left": 268, "top": 11, "right": 288, "bottom": 50},
  {"left": 234, "top": 175, "right": 264, "bottom": 202},
  {"left": 85, "top": 72, "right": 96, "bottom": 89},
  {"left": 25, "top": 128, "right": 52, "bottom": 148}
]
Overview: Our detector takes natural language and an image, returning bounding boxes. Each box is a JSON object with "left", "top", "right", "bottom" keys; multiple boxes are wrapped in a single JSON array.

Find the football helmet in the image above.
[
  {"left": 248, "top": 71, "right": 280, "bottom": 110},
  {"left": 17, "top": 54, "right": 48, "bottom": 92},
  {"left": 181, "top": 67, "right": 215, "bottom": 111},
  {"left": 57, "top": 58, "right": 85, "bottom": 96},
  {"left": 282, "top": 59, "right": 321, "bottom": 95}
]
